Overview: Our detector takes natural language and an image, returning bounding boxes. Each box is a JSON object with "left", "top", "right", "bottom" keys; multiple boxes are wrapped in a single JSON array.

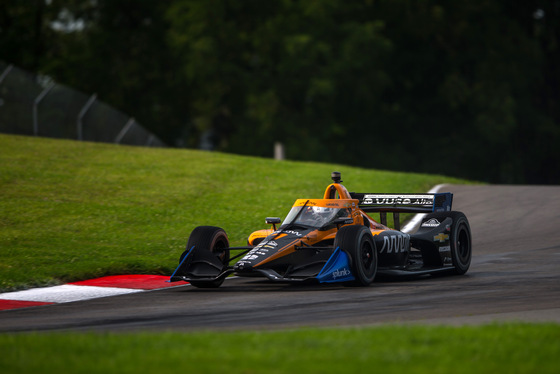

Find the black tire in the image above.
[
  {"left": 181, "top": 226, "right": 230, "bottom": 288},
  {"left": 448, "top": 212, "right": 472, "bottom": 275},
  {"left": 334, "top": 225, "right": 377, "bottom": 286}
]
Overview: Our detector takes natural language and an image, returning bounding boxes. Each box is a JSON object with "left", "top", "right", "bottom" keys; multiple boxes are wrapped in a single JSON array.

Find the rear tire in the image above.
[
  {"left": 448, "top": 212, "right": 471, "bottom": 275},
  {"left": 334, "top": 225, "right": 377, "bottom": 286},
  {"left": 181, "top": 226, "right": 230, "bottom": 288}
]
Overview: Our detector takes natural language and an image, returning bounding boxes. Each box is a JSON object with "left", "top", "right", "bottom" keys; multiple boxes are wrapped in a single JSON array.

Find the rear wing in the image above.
[
  {"left": 350, "top": 192, "right": 453, "bottom": 230},
  {"left": 350, "top": 193, "right": 453, "bottom": 213}
]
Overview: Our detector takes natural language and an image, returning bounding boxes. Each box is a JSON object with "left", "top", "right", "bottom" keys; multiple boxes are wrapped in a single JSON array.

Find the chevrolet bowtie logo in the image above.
[{"left": 433, "top": 233, "right": 449, "bottom": 242}]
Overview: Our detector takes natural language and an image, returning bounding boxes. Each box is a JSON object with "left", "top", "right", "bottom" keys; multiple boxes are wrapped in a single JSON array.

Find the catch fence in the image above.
[{"left": 0, "top": 61, "right": 166, "bottom": 147}]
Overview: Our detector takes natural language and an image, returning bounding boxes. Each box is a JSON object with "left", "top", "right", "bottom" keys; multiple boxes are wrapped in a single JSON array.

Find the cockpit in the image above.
[{"left": 281, "top": 203, "right": 352, "bottom": 230}]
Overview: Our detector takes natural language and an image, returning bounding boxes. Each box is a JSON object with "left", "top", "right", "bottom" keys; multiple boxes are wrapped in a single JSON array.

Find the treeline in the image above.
[{"left": 1, "top": 0, "right": 559, "bottom": 184}]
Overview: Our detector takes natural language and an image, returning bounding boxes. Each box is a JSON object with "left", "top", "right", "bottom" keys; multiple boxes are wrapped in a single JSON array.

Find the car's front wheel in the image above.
[
  {"left": 181, "top": 226, "right": 230, "bottom": 288},
  {"left": 334, "top": 225, "right": 377, "bottom": 286}
]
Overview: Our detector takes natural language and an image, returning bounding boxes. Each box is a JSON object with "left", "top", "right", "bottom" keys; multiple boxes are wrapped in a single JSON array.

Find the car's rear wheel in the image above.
[
  {"left": 181, "top": 226, "right": 230, "bottom": 288},
  {"left": 448, "top": 212, "right": 472, "bottom": 275},
  {"left": 334, "top": 225, "right": 377, "bottom": 286}
]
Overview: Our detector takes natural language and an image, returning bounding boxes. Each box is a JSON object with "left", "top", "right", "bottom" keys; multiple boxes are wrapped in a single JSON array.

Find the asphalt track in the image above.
[{"left": 1, "top": 185, "right": 559, "bottom": 332}]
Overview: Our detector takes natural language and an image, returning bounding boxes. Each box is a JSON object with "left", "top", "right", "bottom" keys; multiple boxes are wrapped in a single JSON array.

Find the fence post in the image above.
[
  {"left": 115, "top": 118, "right": 135, "bottom": 144},
  {"left": 0, "top": 64, "right": 13, "bottom": 85},
  {"left": 0, "top": 65, "right": 11, "bottom": 108},
  {"left": 33, "top": 82, "right": 55, "bottom": 136},
  {"left": 77, "top": 94, "right": 97, "bottom": 141}
]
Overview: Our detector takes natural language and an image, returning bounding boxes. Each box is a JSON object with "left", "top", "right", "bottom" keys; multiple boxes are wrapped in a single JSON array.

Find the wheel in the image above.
[
  {"left": 448, "top": 212, "right": 472, "bottom": 275},
  {"left": 334, "top": 225, "right": 377, "bottom": 286},
  {"left": 181, "top": 226, "right": 230, "bottom": 288}
]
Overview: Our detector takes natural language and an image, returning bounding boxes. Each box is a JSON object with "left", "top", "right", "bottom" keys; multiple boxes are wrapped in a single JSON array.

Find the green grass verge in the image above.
[
  {"left": 0, "top": 134, "right": 469, "bottom": 291},
  {"left": 1, "top": 324, "right": 558, "bottom": 373}
]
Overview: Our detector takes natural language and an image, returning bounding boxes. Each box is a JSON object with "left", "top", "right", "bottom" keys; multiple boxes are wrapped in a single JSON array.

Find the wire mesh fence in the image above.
[{"left": 0, "top": 61, "right": 166, "bottom": 147}]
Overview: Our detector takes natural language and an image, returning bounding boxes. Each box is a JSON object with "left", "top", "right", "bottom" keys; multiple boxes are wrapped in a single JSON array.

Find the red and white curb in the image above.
[{"left": 0, "top": 275, "right": 179, "bottom": 311}]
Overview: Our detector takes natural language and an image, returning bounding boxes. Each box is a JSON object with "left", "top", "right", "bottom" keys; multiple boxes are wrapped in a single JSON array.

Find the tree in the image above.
[{"left": 1, "top": 0, "right": 558, "bottom": 183}]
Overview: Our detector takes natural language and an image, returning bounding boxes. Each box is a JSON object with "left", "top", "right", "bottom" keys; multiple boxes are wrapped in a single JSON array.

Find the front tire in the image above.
[
  {"left": 334, "top": 225, "right": 377, "bottom": 286},
  {"left": 181, "top": 226, "right": 230, "bottom": 288}
]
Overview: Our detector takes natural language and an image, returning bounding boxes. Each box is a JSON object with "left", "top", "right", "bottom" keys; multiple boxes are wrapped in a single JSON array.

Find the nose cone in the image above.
[
  {"left": 234, "top": 228, "right": 312, "bottom": 273},
  {"left": 233, "top": 261, "right": 252, "bottom": 272}
]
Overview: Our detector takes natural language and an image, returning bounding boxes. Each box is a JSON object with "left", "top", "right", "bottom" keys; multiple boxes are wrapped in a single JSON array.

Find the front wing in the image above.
[{"left": 169, "top": 246, "right": 357, "bottom": 285}]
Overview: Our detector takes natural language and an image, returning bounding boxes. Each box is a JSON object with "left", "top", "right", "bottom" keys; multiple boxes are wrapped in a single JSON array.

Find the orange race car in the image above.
[{"left": 169, "top": 172, "right": 472, "bottom": 288}]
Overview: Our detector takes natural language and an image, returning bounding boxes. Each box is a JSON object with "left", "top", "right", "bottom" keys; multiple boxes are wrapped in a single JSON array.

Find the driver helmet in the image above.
[{"left": 312, "top": 206, "right": 331, "bottom": 215}]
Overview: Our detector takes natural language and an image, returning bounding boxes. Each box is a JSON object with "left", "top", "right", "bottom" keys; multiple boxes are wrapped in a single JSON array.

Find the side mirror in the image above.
[
  {"left": 266, "top": 217, "right": 281, "bottom": 231},
  {"left": 334, "top": 217, "right": 353, "bottom": 228}
]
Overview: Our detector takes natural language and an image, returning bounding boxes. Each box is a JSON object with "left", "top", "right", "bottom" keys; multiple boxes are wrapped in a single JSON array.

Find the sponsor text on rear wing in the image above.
[{"left": 350, "top": 192, "right": 453, "bottom": 230}]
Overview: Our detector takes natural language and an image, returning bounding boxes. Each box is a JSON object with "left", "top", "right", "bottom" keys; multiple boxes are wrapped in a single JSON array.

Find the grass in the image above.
[
  {"left": 0, "top": 324, "right": 558, "bottom": 373},
  {"left": 0, "top": 133, "right": 468, "bottom": 291}
]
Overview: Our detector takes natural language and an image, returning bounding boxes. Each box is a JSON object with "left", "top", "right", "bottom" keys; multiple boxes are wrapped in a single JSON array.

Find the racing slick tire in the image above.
[
  {"left": 181, "top": 226, "right": 230, "bottom": 288},
  {"left": 334, "top": 225, "right": 377, "bottom": 286},
  {"left": 448, "top": 211, "right": 472, "bottom": 275}
]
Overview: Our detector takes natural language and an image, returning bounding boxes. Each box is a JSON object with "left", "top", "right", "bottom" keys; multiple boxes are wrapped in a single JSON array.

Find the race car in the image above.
[{"left": 169, "top": 172, "right": 472, "bottom": 288}]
